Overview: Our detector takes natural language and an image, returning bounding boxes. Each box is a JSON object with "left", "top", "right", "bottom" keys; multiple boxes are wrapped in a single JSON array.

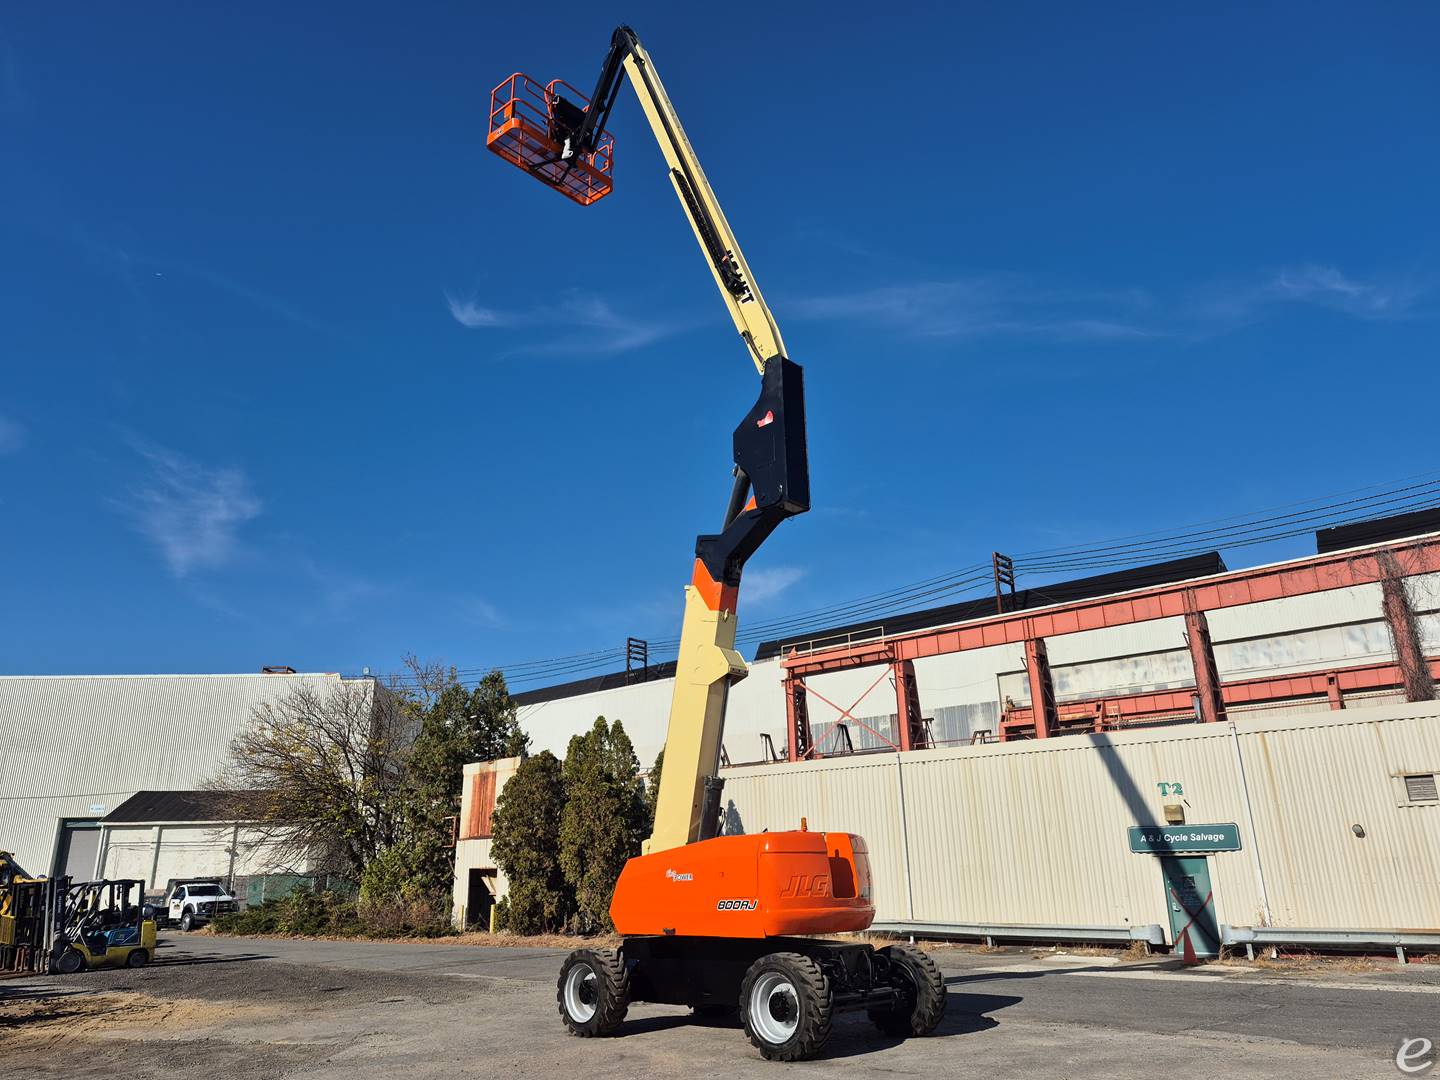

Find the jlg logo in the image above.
[
  {"left": 716, "top": 899, "right": 758, "bottom": 911},
  {"left": 779, "top": 875, "right": 831, "bottom": 899}
]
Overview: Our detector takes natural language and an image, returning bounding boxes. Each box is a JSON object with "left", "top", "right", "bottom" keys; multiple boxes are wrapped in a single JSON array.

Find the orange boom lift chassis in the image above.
[{"left": 486, "top": 27, "right": 945, "bottom": 1061}]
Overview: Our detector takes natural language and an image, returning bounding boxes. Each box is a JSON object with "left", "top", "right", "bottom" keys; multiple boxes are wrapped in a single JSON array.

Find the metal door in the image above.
[
  {"left": 1160, "top": 856, "right": 1219, "bottom": 959},
  {"left": 55, "top": 820, "right": 101, "bottom": 881}
]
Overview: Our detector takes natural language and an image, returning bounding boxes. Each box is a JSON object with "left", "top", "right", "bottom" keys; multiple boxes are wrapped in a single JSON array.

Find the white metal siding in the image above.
[
  {"left": 1206, "top": 583, "right": 1383, "bottom": 641},
  {"left": 98, "top": 823, "right": 301, "bottom": 886},
  {"left": 1044, "top": 617, "right": 1189, "bottom": 665},
  {"left": 518, "top": 676, "right": 675, "bottom": 767},
  {"left": 0, "top": 673, "right": 367, "bottom": 873}
]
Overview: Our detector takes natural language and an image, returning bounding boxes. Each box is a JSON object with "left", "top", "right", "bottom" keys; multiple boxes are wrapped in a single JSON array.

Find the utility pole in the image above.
[
  {"left": 625, "top": 637, "right": 650, "bottom": 684},
  {"left": 992, "top": 552, "right": 1016, "bottom": 615}
]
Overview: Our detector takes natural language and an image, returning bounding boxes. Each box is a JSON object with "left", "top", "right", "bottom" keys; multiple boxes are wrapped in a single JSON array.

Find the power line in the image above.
[
  {"left": 1010, "top": 469, "right": 1440, "bottom": 558},
  {"left": 374, "top": 470, "right": 1440, "bottom": 691},
  {"left": 1015, "top": 480, "right": 1440, "bottom": 565}
]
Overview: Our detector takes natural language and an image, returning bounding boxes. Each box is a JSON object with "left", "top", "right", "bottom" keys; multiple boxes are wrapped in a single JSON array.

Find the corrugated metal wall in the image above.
[
  {"left": 98, "top": 824, "right": 298, "bottom": 886},
  {"left": 723, "top": 700, "right": 1440, "bottom": 937},
  {"left": 0, "top": 673, "right": 370, "bottom": 874}
]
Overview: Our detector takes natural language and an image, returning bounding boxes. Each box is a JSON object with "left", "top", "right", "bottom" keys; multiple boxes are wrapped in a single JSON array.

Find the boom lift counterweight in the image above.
[{"left": 486, "top": 26, "right": 945, "bottom": 1061}]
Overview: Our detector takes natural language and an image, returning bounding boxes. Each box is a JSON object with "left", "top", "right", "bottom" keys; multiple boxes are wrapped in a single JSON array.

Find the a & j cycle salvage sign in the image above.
[{"left": 1127, "top": 823, "right": 1241, "bottom": 854}]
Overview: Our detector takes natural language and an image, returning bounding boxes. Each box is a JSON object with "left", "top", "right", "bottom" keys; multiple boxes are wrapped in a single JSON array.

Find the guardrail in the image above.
[
  {"left": 1223, "top": 924, "right": 1440, "bottom": 963},
  {"left": 871, "top": 919, "right": 1166, "bottom": 948}
]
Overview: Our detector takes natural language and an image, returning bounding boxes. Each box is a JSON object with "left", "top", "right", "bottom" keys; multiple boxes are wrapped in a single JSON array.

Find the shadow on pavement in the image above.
[
  {"left": 936, "top": 990, "right": 1020, "bottom": 1037},
  {"left": 944, "top": 959, "right": 1190, "bottom": 987},
  {"left": 612, "top": 988, "right": 1020, "bottom": 1060}
]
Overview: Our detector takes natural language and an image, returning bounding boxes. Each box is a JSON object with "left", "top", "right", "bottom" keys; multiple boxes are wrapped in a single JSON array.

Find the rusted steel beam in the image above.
[
  {"left": 893, "top": 660, "right": 928, "bottom": 751},
  {"left": 1184, "top": 608, "right": 1226, "bottom": 724},
  {"left": 1024, "top": 637, "right": 1058, "bottom": 739},
  {"left": 783, "top": 537, "right": 1440, "bottom": 678}
]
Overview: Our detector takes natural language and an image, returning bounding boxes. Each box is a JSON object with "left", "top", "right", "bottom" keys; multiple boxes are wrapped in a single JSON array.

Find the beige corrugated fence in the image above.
[{"left": 721, "top": 700, "right": 1440, "bottom": 939}]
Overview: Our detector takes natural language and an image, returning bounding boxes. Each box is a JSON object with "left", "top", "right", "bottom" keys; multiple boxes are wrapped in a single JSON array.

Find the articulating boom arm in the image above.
[
  {"left": 567, "top": 27, "right": 788, "bottom": 374},
  {"left": 554, "top": 27, "right": 809, "bottom": 854}
]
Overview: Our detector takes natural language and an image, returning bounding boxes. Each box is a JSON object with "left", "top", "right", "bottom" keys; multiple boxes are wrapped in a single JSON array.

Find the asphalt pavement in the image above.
[{"left": 3, "top": 931, "right": 1437, "bottom": 1078}]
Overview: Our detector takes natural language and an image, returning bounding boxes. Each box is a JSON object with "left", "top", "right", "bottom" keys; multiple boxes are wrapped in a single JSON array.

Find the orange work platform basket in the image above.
[{"left": 486, "top": 73, "right": 615, "bottom": 207}]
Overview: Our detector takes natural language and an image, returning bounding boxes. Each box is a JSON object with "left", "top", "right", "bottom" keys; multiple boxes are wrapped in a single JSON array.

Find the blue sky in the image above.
[{"left": 3, "top": 3, "right": 1437, "bottom": 684}]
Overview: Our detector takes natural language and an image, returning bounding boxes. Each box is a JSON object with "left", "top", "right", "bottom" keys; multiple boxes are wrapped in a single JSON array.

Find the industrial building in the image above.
[
  {"left": 514, "top": 520, "right": 1440, "bottom": 773},
  {"left": 450, "top": 756, "right": 522, "bottom": 929},
  {"left": 0, "top": 671, "right": 381, "bottom": 881},
  {"left": 463, "top": 515, "right": 1440, "bottom": 948},
  {"left": 94, "top": 790, "right": 320, "bottom": 904}
]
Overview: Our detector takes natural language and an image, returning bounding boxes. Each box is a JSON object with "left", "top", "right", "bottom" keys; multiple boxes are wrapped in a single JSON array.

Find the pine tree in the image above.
[
  {"left": 559, "top": 717, "right": 648, "bottom": 932},
  {"left": 490, "top": 751, "right": 572, "bottom": 933},
  {"left": 645, "top": 748, "right": 665, "bottom": 832}
]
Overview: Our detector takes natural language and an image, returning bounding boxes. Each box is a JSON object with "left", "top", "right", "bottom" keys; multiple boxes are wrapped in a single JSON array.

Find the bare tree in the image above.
[
  {"left": 1377, "top": 547, "right": 1436, "bottom": 703},
  {"left": 209, "top": 679, "right": 415, "bottom": 880}
]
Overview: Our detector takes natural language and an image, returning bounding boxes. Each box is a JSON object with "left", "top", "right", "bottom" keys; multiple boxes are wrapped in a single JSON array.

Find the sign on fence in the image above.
[{"left": 1128, "top": 823, "right": 1241, "bottom": 854}]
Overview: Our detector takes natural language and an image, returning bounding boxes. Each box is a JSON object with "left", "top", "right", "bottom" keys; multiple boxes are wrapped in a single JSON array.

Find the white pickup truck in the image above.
[{"left": 163, "top": 881, "right": 239, "bottom": 931}]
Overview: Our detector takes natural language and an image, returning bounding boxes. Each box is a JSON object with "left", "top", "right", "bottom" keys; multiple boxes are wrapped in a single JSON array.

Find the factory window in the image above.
[{"left": 1403, "top": 773, "right": 1438, "bottom": 804}]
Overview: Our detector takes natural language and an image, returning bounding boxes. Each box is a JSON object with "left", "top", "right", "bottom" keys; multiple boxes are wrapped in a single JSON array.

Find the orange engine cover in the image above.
[{"left": 609, "top": 830, "right": 875, "bottom": 938}]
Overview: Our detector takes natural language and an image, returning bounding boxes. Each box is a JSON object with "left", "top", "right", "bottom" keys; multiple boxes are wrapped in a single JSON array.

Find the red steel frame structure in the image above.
[{"left": 781, "top": 536, "right": 1440, "bottom": 760}]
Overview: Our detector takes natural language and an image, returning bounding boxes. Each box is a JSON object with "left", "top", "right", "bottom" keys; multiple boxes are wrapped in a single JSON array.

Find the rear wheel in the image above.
[
  {"left": 557, "top": 948, "right": 628, "bottom": 1037},
  {"left": 54, "top": 948, "right": 86, "bottom": 975},
  {"left": 739, "top": 952, "right": 832, "bottom": 1061},
  {"left": 126, "top": 948, "right": 151, "bottom": 969},
  {"left": 868, "top": 943, "right": 946, "bottom": 1037}
]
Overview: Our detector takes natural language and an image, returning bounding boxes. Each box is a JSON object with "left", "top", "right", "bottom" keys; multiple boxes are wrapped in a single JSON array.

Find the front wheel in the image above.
[
  {"left": 557, "top": 948, "right": 629, "bottom": 1037},
  {"left": 179, "top": 910, "right": 194, "bottom": 932},
  {"left": 740, "top": 952, "right": 833, "bottom": 1061},
  {"left": 126, "top": 948, "right": 151, "bottom": 968},
  {"left": 869, "top": 943, "right": 946, "bottom": 1037}
]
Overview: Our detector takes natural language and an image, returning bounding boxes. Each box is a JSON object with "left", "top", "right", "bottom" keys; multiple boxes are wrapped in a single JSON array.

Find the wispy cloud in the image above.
[
  {"left": 790, "top": 275, "right": 1155, "bottom": 342},
  {"left": 72, "top": 232, "right": 340, "bottom": 337},
  {"left": 445, "top": 288, "right": 685, "bottom": 355},
  {"left": 446, "top": 295, "right": 508, "bottom": 329},
  {"left": 0, "top": 416, "right": 25, "bottom": 454},
  {"left": 458, "top": 595, "right": 507, "bottom": 629},
  {"left": 744, "top": 565, "right": 807, "bottom": 606},
  {"left": 179, "top": 261, "right": 340, "bottom": 336},
  {"left": 117, "top": 440, "right": 262, "bottom": 577},
  {"left": 794, "top": 265, "right": 1428, "bottom": 344},
  {"left": 1201, "top": 264, "right": 1425, "bottom": 324}
]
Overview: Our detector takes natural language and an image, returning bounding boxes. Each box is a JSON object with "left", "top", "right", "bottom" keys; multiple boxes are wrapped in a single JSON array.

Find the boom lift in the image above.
[{"left": 487, "top": 27, "right": 946, "bottom": 1061}]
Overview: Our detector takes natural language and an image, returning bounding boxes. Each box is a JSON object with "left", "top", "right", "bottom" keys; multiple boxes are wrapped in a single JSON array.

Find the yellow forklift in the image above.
[
  {"left": 51, "top": 878, "right": 157, "bottom": 973},
  {"left": 0, "top": 850, "right": 50, "bottom": 972}
]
